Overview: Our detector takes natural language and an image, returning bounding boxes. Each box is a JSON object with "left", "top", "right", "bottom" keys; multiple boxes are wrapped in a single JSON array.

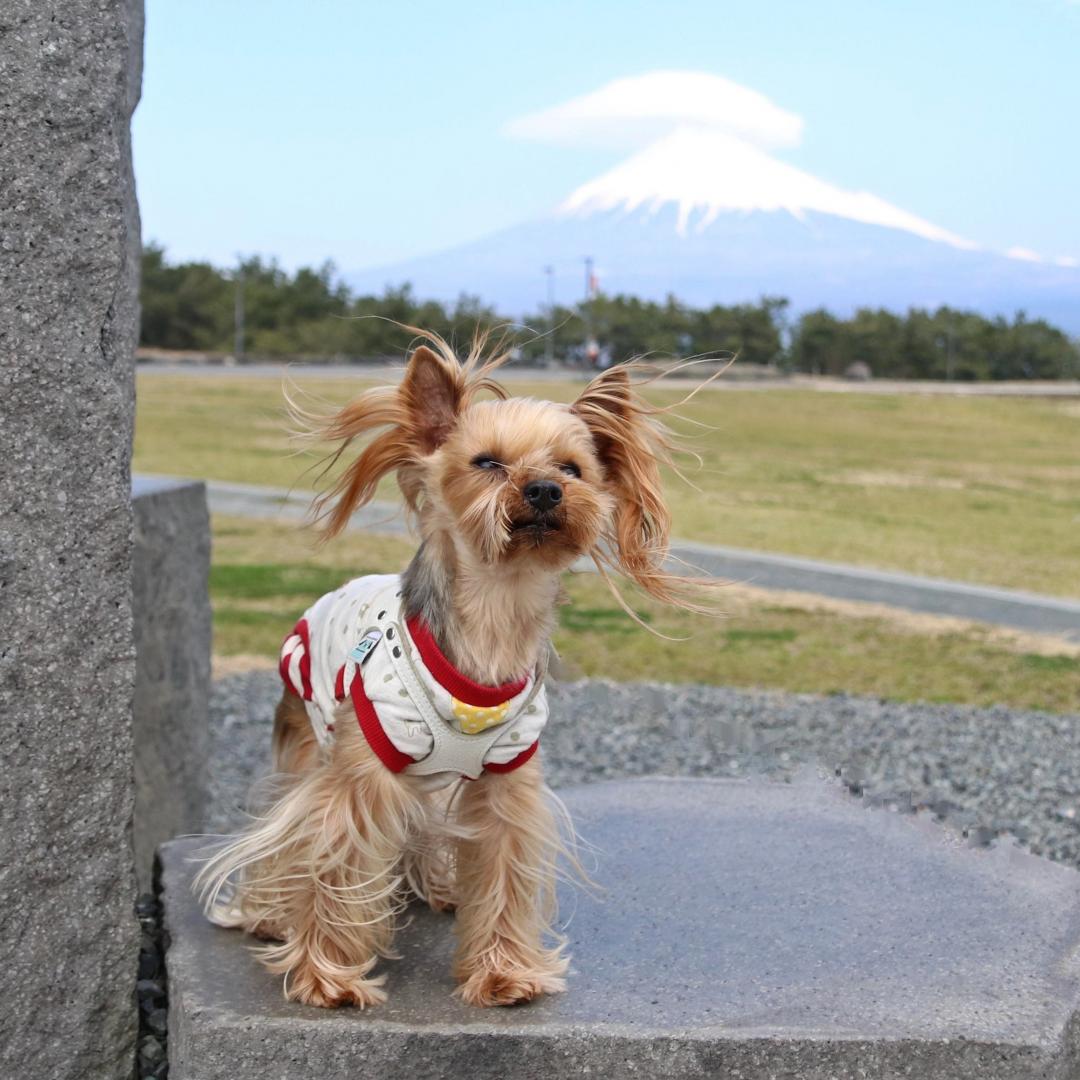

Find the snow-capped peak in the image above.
[{"left": 557, "top": 128, "right": 977, "bottom": 251}]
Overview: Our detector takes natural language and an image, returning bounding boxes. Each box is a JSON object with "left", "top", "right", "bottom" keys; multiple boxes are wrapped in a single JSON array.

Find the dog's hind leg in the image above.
[
  {"left": 272, "top": 688, "right": 320, "bottom": 775},
  {"left": 199, "top": 722, "right": 425, "bottom": 1008},
  {"left": 213, "top": 691, "right": 320, "bottom": 943}
]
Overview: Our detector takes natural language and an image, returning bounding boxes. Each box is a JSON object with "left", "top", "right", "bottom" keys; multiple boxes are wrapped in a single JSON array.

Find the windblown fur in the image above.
[{"left": 197, "top": 330, "right": 719, "bottom": 1008}]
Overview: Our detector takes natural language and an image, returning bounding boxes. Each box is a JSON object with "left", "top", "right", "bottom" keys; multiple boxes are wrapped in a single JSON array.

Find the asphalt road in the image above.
[{"left": 203, "top": 478, "right": 1080, "bottom": 641}]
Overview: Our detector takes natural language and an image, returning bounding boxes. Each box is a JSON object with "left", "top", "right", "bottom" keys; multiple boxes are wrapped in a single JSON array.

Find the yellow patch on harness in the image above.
[{"left": 452, "top": 698, "right": 510, "bottom": 734}]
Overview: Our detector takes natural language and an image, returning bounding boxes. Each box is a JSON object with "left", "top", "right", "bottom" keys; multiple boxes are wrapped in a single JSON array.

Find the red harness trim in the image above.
[
  {"left": 405, "top": 616, "right": 528, "bottom": 706},
  {"left": 349, "top": 672, "right": 414, "bottom": 773}
]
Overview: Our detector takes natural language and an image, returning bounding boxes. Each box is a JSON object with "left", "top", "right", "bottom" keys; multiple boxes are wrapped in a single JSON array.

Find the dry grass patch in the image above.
[{"left": 137, "top": 372, "right": 1080, "bottom": 597}]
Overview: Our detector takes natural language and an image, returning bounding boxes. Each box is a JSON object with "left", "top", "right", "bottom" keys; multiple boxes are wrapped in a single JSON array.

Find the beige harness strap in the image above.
[{"left": 369, "top": 583, "right": 546, "bottom": 780}]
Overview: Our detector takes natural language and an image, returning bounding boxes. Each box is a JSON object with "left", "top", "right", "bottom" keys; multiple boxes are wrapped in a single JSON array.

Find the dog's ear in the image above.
[
  {"left": 571, "top": 366, "right": 673, "bottom": 595},
  {"left": 570, "top": 364, "right": 631, "bottom": 455},
  {"left": 399, "top": 345, "right": 463, "bottom": 454},
  {"left": 303, "top": 344, "right": 466, "bottom": 539}
]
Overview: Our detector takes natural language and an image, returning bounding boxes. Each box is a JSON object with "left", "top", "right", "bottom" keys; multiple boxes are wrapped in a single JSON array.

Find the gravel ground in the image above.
[
  {"left": 208, "top": 671, "right": 1080, "bottom": 868},
  {"left": 134, "top": 892, "right": 168, "bottom": 1079}
]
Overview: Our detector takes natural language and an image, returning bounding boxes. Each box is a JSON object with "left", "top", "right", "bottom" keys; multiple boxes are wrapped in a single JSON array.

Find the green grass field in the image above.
[
  {"left": 134, "top": 371, "right": 1080, "bottom": 711},
  {"left": 136, "top": 372, "right": 1080, "bottom": 597},
  {"left": 209, "top": 515, "right": 1080, "bottom": 713}
]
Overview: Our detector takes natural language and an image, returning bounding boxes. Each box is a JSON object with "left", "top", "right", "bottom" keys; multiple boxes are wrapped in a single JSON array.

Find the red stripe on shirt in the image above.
[
  {"left": 294, "top": 618, "right": 313, "bottom": 700},
  {"left": 484, "top": 739, "right": 539, "bottom": 773},
  {"left": 278, "top": 644, "right": 294, "bottom": 690},
  {"left": 279, "top": 619, "right": 314, "bottom": 701},
  {"left": 349, "top": 671, "right": 415, "bottom": 773}
]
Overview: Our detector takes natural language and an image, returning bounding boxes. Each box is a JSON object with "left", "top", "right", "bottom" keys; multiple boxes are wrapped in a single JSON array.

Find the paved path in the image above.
[
  {"left": 138, "top": 362, "right": 1080, "bottom": 396},
  {"left": 205, "top": 479, "right": 1080, "bottom": 640}
]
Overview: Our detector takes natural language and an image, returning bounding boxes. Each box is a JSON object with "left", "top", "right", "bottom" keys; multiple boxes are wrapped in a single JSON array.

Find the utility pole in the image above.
[
  {"left": 234, "top": 262, "right": 246, "bottom": 363},
  {"left": 582, "top": 256, "right": 594, "bottom": 367},
  {"left": 544, "top": 265, "right": 555, "bottom": 367}
]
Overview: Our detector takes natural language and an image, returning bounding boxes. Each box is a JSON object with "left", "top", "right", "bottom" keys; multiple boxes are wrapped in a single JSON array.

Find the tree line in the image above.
[{"left": 140, "top": 244, "right": 1079, "bottom": 380}]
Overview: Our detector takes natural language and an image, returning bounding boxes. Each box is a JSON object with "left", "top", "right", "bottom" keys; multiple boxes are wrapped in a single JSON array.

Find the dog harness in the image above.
[{"left": 279, "top": 574, "right": 548, "bottom": 789}]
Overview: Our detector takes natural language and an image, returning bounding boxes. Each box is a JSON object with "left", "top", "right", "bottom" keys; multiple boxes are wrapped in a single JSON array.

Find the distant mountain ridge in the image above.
[{"left": 347, "top": 128, "right": 1080, "bottom": 332}]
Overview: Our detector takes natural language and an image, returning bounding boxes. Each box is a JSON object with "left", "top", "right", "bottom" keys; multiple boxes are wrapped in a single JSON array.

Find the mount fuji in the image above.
[{"left": 347, "top": 127, "right": 1080, "bottom": 332}]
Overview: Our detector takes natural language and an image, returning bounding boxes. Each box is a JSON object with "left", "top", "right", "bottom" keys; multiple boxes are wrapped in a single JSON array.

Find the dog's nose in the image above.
[{"left": 523, "top": 480, "right": 562, "bottom": 513}]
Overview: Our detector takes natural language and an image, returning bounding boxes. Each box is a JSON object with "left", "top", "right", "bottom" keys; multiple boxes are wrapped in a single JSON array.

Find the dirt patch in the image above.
[
  {"left": 212, "top": 653, "right": 277, "bottom": 679},
  {"left": 717, "top": 582, "right": 1080, "bottom": 658},
  {"left": 836, "top": 470, "right": 966, "bottom": 491}
]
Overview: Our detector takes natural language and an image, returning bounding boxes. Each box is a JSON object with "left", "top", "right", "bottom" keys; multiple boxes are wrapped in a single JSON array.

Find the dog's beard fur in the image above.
[
  {"left": 435, "top": 397, "right": 611, "bottom": 573},
  {"left": 197, "top": 331, "right": 721, "bottom": 1009}
]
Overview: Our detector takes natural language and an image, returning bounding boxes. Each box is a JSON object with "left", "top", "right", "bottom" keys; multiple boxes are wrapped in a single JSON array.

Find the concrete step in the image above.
[{"left": 162, "top": 776, "right": 1080, "bottom": 1079}]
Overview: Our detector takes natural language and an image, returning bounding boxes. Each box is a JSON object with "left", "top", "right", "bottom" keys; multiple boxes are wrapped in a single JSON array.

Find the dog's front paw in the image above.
[
  {"left": 456, "top": 961, "right": 567, "bottom": 1007},
  {"left": 286, "top": 966, "right": 388, "bottom": 1009}
]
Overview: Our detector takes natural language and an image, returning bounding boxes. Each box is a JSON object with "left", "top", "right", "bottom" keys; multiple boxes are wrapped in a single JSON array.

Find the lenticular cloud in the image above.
[{"left": 504, "top": 70, "right": 804, "bottom": 151}]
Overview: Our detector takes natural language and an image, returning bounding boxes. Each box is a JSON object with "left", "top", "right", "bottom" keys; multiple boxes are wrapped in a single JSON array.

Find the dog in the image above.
[{"left": 197, "top": 333, "right": 713, "bottom": 1009}]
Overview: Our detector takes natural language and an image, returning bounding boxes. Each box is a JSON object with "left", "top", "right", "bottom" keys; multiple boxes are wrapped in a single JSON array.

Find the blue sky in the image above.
[{"left": 134, "top": 0, "right": 1080, "bottom": 274}]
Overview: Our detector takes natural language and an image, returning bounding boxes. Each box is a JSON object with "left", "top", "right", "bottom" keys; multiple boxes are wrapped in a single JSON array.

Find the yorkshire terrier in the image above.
[{"left": 197, "top": 334, "right": 711, "bottom": 1009}]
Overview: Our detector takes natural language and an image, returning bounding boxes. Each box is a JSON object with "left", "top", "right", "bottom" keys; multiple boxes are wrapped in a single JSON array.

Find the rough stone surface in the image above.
[
  {"left": 133, "top": 476, "right": 211, "bottom": 889},
  {"left": 163, "top": 777, "right": 1080, "bottom": 1079},
  {"left": 0, "top": 3, "right": 144, "bottom": 1077}
]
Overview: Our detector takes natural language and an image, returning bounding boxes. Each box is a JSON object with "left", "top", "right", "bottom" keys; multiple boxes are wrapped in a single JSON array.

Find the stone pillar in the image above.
[
  {"left": 133, "top": 477, "right": 212, "bottom": 891},
  {"left": 0, "top": 3, "right": 144, "bottom": 1078}
]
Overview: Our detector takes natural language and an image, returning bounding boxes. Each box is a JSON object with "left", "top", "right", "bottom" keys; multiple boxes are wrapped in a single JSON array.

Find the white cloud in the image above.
[
  {"left": 1006, "top": 246, "right": 1044, "bottom": 262},
  {"left": 1054, "top": 255, "right": 1079, "bottom": 267},
  {"left": 504, "top": 70, "right": 803, "bottom": 151}
]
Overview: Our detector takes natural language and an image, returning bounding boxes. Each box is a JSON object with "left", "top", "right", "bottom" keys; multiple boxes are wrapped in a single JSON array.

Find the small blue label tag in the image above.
[{"left": 349, "top": 630, "right": 383, "bottom": 664}]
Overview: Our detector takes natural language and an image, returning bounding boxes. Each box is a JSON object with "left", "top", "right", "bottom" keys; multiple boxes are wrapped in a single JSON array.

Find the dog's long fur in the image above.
[{"left": 196, "top": 333, "right": 717, "bottom": 1008}]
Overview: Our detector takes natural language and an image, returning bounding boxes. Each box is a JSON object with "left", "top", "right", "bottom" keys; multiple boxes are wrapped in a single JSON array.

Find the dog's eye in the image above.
[
  {"left": 471, "top": 455, "right": 504, "bottom": 471},
  {"left": 558, "top": 462, "right": 582, "bottom": 479}
]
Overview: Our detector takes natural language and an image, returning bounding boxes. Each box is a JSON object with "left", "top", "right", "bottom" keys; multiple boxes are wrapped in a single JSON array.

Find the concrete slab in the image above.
[{"left": 162, "top": 776, "right": 1080, "bottom": 1079}]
